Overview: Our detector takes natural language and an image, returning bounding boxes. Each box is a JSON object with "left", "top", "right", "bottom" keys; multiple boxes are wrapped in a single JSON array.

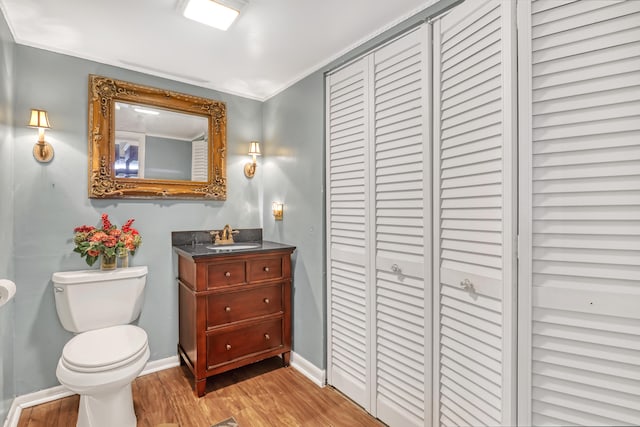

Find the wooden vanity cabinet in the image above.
[{"left": 177, "top": 248, "right": 294, "bottom": 397}]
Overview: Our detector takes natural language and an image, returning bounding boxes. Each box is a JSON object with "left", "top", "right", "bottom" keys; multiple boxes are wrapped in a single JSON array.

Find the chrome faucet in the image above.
[{"left": 210, "top": 224, "right": 239, "bottom": 245}]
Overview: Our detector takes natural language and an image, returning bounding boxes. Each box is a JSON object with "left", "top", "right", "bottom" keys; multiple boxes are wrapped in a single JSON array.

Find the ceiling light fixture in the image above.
[{"left": 180, "top": 0, "right": 248, "bottom": 31}]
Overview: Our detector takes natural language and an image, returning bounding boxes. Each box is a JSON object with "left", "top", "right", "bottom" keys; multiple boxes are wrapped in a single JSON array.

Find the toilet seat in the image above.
[{"left": 61, "top": 325, "right": 148, "bottom": 373}]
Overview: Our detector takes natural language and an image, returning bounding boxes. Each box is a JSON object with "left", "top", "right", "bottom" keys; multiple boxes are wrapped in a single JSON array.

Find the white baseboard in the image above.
[
  {"left": 139, "top": 355, "right": 180, "bottom": 376},
  {"left": 3, "top": 355, "right": 180, "bottom": 427},
  {"left": 3, "top": 353, "right": 324, "bottom": 427},
  {"left": 3, "top": 385, "right": 73, "bottom": 427},
  {"left": 290, "top": 351, "right": 326, "bottom": 388}
]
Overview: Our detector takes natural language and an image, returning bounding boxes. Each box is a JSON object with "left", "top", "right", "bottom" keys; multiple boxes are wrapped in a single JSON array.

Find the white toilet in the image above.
[{"left": 52, "top": 266, "right": 150, "bottom": 427}]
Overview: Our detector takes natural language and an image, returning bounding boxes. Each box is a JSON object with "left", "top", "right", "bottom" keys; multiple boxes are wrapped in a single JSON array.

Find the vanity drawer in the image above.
[
  {"left": 207, "top": 283, "right": 283, "bottom": 327},
  {"left": 247, "top": 256, "right": 283, "bottom": 282},
  {"left": 207, "top": 261, "right": 246, "bottom": 288},
  {"left": 207, "top": 318, "right": 283, "bottom": 368}
]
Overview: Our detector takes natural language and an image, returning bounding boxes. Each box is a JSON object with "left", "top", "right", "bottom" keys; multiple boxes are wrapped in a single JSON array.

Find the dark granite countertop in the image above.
[{"left": 173, "top": 240, "right": 296, "bottom": 259}]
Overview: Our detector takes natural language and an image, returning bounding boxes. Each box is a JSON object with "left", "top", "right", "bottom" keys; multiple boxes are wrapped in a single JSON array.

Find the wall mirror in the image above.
[{"left": 88, "top": 75, "right": 227, "bottom": 199}]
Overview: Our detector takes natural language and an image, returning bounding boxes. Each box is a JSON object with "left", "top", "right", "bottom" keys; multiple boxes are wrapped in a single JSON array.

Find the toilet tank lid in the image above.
[{"left": 52, "top": 266, "right": 148, "bottom": 284}]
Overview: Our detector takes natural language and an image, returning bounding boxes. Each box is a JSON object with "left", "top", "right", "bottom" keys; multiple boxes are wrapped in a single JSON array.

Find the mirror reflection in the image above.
[{"left": 114, "top": 102, "right": 209, "bottom": 182}]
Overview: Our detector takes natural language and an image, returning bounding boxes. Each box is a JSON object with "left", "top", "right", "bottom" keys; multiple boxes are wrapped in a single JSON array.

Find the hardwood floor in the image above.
[{"left": 17, "top": 357, "right": 383, "bottom": 426}]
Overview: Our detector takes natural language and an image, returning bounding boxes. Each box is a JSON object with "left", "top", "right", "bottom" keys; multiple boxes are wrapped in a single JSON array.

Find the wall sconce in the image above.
[
  {"left": 272, "top": 202, "right": 284, "bottom": 221},
  {"left": 28, "top": 109, "right": 53, "bottom": 163},
  {"left": 244, "top": 141, "right": 261, "bottom": 178}
]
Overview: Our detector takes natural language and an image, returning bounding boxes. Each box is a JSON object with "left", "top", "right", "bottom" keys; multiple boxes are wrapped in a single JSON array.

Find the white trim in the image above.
[
  {"left": 3, "top": 386, "right": 74, "bottom": 427},
  {"left": 324, "top": 70, "right": 333, "bottom": 388},
  {"left": 422, "top": 23, "right": 434, "bottom": 427},
  {"left": 365, "top": 52, "right": 376, "bottom": 418},
  {"left": 289, "top": 352, "right": 326, "bottom": 388},
  {"left": 500, "top": 1, "right": 518, "bottom": 425},
  {"left": 3, "top": 355, "right": 180, "bottom": 427},
  {"left": 430, "top": 15, "right": 443, "bottom": 427},
  {"left": 139, "top": 355, "right": 180, "bottom": 376},
  {"left": 516, "top": 0, "right": 533, "bottom": 425}
]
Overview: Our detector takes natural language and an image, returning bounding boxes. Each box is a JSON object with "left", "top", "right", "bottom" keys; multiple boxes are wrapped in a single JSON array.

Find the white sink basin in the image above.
[
  {"left": 0, "top": 279, "right": 16, "bottom": 308},
  {"left": 205, "top": 244, "right": 261, "bottom": 251}
]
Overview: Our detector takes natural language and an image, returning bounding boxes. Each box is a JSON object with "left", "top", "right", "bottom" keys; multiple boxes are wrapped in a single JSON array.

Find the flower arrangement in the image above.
[{"left": 73, "top": 213, "right": 142, "bottom": 267}]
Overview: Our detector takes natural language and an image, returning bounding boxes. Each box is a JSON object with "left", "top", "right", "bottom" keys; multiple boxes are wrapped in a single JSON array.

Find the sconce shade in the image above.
[
  {"left": 248, "top": 141, "right": 261, "bottom": 156},
  {"left": 28, "top": 109, "right": 54, "bottom": 163},
  {"left": 28, "top": 109, "right": 51, "bottom": 129},
  {"left": 272, "top": 202, "right": 284, "bottom": 221},
  {"left": 245, "top": 141, "right": 260, "bottom": 178}
]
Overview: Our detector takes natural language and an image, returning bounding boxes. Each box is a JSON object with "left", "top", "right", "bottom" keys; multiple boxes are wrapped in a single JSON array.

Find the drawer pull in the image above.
[
  {"left": 224, "top": 271, "right": 231, "bottom": 277},
  {"left": 224, "top": 306, "right": 231, "bottom": 312},
  {"left": 264, "top": 333, "right": 270, "bottom": 340},
  {"left": 226, "top": 344, "right": 232, "bottom": 351},
  {"left": 263, "top": 298, "right": 270, "bottom": 304},
  {"left": 263, "top": 266, "right": 270, "bottom": 272}
]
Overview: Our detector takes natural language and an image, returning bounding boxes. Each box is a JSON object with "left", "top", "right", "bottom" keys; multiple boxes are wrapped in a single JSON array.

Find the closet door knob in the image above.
[
  {"left": 264, "top": 298, "right": 270, "bottom": 304},
  {"left": 460, "top": 278, "right": 475, "bottom": 292},
  {"left": 224, "top": 306, "right": 231, "bottom": 312},
  {"left": 225, "top": 344, "right": 232, "bottom": 351},
  {"left": 264, "top": 266, "right": 270, "bottom": 272},
  {"left": 264, "top": 333, "right": 270, "bottom": 340},
  {"left": 225, "top": 271, "right": 231, "bottom": 277},
  {"left": 391, "top": 264, "right": 400, "bottom": 273}
]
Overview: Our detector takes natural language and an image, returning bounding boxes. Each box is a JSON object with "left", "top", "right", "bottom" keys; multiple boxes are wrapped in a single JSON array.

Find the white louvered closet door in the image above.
[
  {"left": 326, "top": 57, "right": 371, "bottom": 410},
  {"left": 372, "top": 26, "right": 430, "bottom": 427},
  {"left": 191, "top": 137, "right": 208, "bottom": 181},
  {"left": 518, "top": 1, "right": 640, "bottom": 426},
  {"left": 432, "top": 1, "right": 517, "bottom": 426}
]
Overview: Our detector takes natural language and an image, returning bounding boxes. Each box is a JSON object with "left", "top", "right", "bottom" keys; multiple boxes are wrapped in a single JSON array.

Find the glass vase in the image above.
[
  {"left": 100, "top": 253, "right": 117, "bottom": 271},
  {"left": 118, "top": 248, "right": 129, "bottom": 268}
]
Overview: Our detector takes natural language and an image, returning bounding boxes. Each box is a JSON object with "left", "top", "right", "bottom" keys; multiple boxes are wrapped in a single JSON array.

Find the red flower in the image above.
[
  {"left": 103, "top": 236, "right": 118, "bottom": 247},
  {"left": 90, "top": 231, "right": 108, "bottom": 242},
  {"left": 122, "top": 218, "right": 135, "bottom": 233},
  {"left": 101, "top": 213, "right": 112, "bottom": 230},
  {"left": 73, "top": 225, "right": 95, "bottom": 233}
]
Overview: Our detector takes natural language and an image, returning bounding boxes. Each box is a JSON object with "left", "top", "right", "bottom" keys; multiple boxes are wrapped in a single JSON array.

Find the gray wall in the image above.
[
  {"left": 0, "top": 9, "right": 15, "bottom": 422},
  {"left": 11, "top": 45, "right": 263, "bottom": 395},
  {"left": 144, "top": 135, "right": 192, "bottom": 180},
  {"left": 262, "top": 71, "right": 325, "bottom": 368}
]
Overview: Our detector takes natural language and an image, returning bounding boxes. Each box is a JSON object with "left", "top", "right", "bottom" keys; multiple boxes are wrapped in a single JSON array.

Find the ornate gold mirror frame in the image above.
[{"left": 88, "top": 75, "right": 227, "bottom": 199}]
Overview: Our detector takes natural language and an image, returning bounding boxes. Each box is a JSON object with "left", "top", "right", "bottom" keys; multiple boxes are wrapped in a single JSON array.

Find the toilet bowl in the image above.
[
  {"left": 52, "top": 266, "right": 149, "bottom": 427},
  {"left": 56, "top": 325, "right": 150, "bottom": 427}
]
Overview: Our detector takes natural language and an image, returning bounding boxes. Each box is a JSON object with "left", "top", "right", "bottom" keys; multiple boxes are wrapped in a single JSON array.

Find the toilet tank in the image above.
[{"left": 52, "top": 266, "right": 148, "bottom": 333}]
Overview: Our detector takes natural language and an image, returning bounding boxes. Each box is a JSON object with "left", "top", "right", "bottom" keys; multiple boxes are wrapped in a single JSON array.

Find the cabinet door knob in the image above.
[
  {"left": 224, "top": 306, "right": 231, "bottom": 312},
  {"left": 263, "top": 266, "right": 270, "bottom": 272},
  {"left": 226, "top": 344, "right": 232, "bottom": 351},
  {"left": 224, "top": 271, "right": 231, "bottom": 277},
  {"left": 264, "top": 333, "right": 270, "bottom": 340},
  {"left": 263, "top": 298, "right": 270, "bottom": 304}
]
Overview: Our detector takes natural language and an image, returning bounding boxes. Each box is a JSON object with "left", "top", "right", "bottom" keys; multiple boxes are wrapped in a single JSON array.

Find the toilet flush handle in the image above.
[{"left": 54, "top": 287, "right": 64, "bottom": 293}]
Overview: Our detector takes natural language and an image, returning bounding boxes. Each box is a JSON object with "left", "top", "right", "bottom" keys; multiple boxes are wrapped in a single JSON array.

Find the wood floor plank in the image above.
[
  {"left": 54, "top": 395, "right": 78, "bottom": 427},
  {"left": 17, "top": 357, "right": 383, "bottom": 426},
  {"left": 26, "top": 399, "right": 60, "bottom": 427},
  {"left": 16, "top": 407, "right": 32, "bottom": 427}
]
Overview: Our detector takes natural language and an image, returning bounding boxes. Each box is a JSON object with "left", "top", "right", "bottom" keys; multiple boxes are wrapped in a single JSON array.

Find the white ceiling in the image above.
[{"left": 0, "top": 0, "right": 435, "bottom": 101}]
